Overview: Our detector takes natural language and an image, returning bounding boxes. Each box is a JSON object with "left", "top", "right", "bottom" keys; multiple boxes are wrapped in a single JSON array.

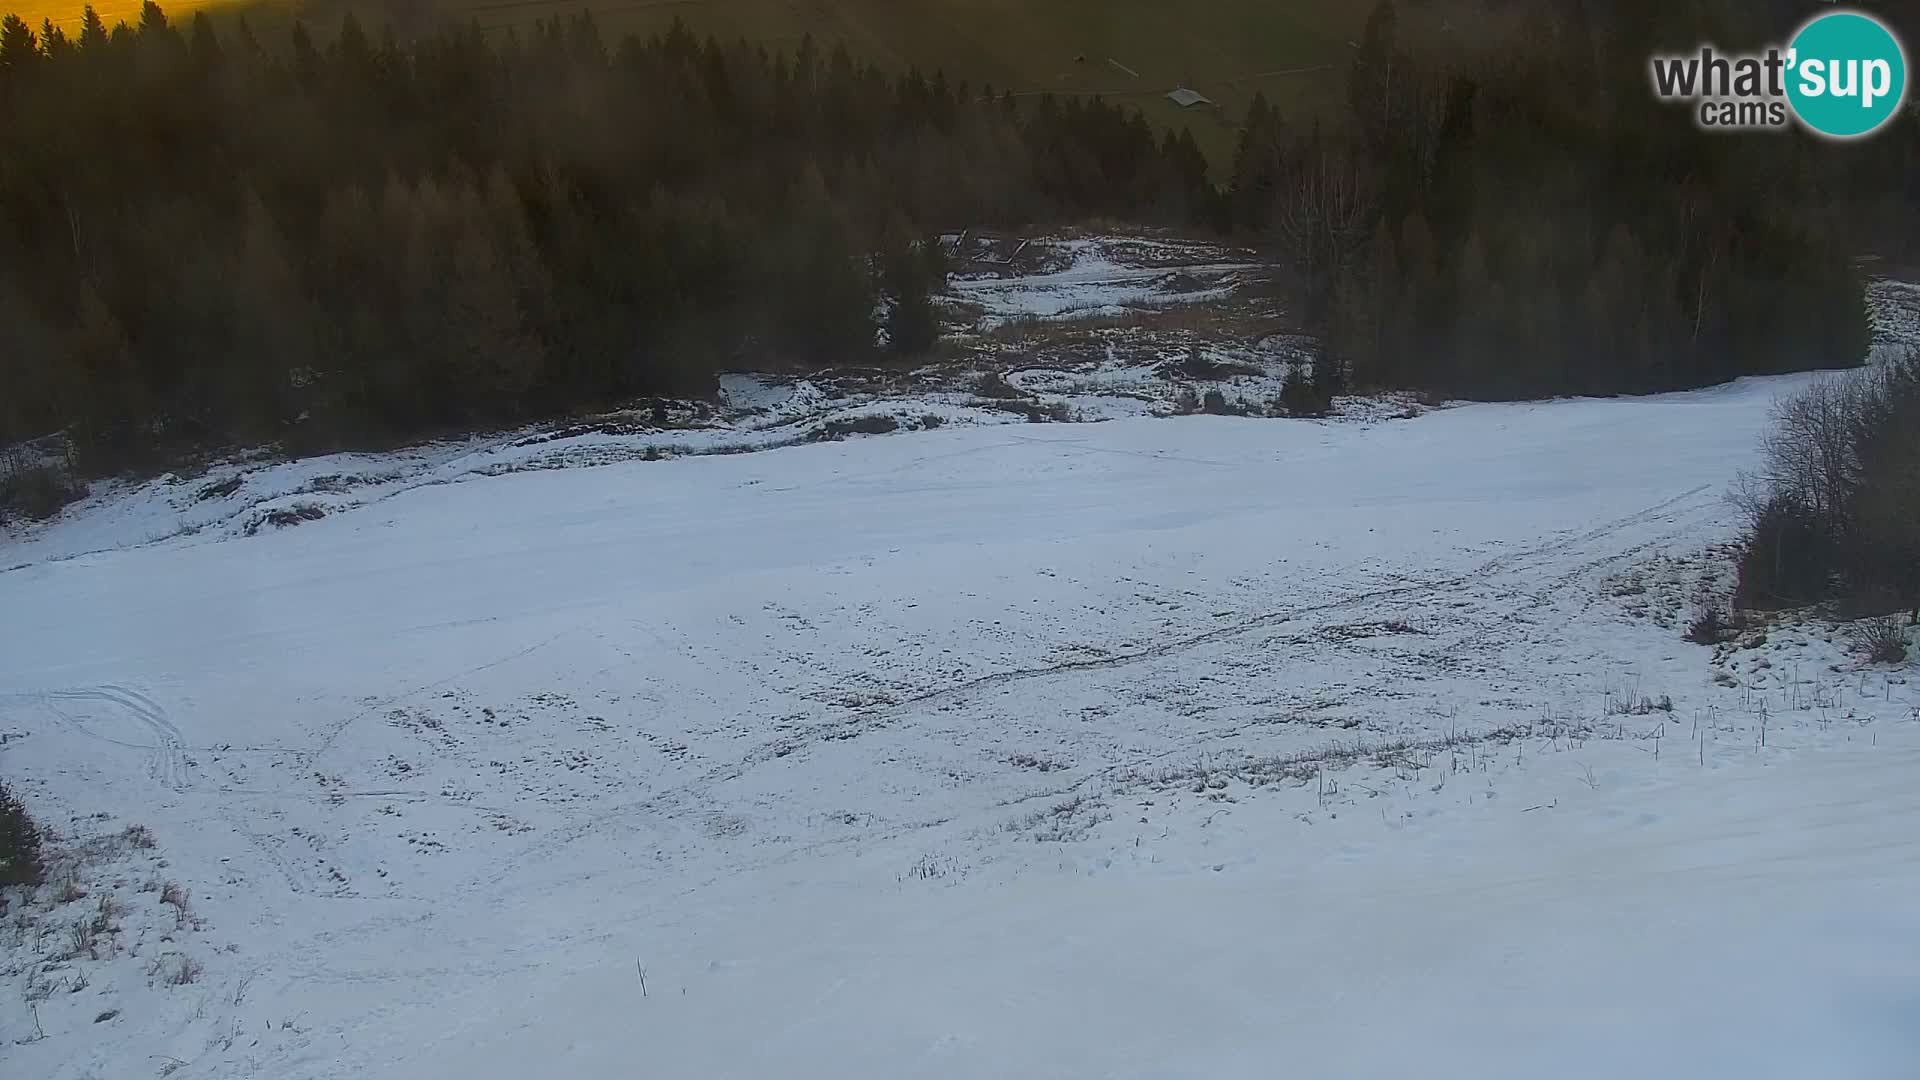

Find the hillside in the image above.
[
  {"left": 17, "top": 0, "right": 1370, "bottom": 159},
  {"left": 1, "top": 12, "right": 1916, "bottom": 1065},
  {"left": 3, "top": 289, "right": 1919, "bottom": 1074}
]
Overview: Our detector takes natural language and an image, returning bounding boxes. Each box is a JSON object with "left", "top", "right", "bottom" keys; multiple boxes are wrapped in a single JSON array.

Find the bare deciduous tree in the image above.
[
  {"left": 1273, "top": 146, "right": 1375, "bottom": 336},
  {"left": 1738, "top": 350, "right": 1920, "bottom": 617}
]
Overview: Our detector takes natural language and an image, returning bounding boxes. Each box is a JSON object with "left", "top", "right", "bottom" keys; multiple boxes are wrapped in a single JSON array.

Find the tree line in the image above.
[
  {"left": 0, "top": 2, "right": 1212, "bottom": 468},
  {"left": 1232, "top": 0, "right": 1916, "bottom": 400},
  {"left": 0, "top": 0, "right": 1914, "bottom": 476}
]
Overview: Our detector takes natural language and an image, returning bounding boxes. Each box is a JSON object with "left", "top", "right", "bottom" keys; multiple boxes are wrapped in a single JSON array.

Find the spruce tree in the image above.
[
  {"left": 188, "top": 12, "right": 219, "bottom": 71},
  {"left": 77, "top": 4, "right": 107, "bottom": 51},
  {"left": 136, "top": 0, "right": 166, "bottom": 35},
  {"left": 884, "top": 242, "right": 940, "bottom": 358},
  {"left": 40, "top": 19, "right": 69, "bottom": 59},
  {"left": 0, "top": 13, "right": 37, "bottom": 72},
  {"left": 0, "top": 781, "right": 43, "bottom": 888}
]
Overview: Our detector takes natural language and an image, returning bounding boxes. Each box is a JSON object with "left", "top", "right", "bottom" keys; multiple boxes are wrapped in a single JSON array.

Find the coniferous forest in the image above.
[{"left": 0, "top": 0, "right": 1914, "bottom": 473}]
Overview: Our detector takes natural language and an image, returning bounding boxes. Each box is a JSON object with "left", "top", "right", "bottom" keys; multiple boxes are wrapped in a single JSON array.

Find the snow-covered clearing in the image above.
[
  {"left": 943, "top": 236, "right": 1265, "bottom": 331},
  {"left": 3, "top": 368, "right": 1917, "bottom": 1079}
]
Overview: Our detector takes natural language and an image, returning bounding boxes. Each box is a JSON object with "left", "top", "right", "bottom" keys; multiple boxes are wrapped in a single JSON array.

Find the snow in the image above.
[
  {"left": 0, "top": 365, "right": 1396, "bottom": 571},
  {"left": 944, "top": 237, "right": 1263, "bottom": 331},
  {"left": 3, "top": 372, "right": 1918, "bottom": 1079},
  {"left": 416, "top": 745, "right": 1920, "bottom": 1080},
  {"left": 1869, "top": 276, "right": 1920, "bottom": 362}
]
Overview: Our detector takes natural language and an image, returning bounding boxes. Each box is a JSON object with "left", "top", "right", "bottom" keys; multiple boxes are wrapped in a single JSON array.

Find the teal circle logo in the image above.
[{"left": 1786, "top": 11, "right": 1908, "bottom": 138}]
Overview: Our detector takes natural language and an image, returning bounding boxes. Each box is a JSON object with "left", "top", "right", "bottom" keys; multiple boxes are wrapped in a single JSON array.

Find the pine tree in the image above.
[
  {"left": 134, "top": 0, "right": 185, "bottom": 73},
  {"left": 1347, "top": 0, "right": 1400, "bottom": 153},
  {"left": 761, "top": 164, "right": 875, "bottom": 366},
  {"left": 334, "top": 12, "right": 371, "bottom": 74},
  {"left": 66, "top": 283, "right": 139, "bottom": 465},
  {"left": 290, "top": 19, "right": 318, "bottom": 88},
  {"left": 232, "top": 15, "right": 258, "bottom": 56},
  {"left": 137, "top": 0, "right": 167, "bottom": 35},
  {"left": 77, "top": 4, "right": 107, "bottom": 52},
  {"left": 883, "top": 238, "right": 940, "bottom": 358},
  {"left": 441, "top": 179, "right": 542, "bottom": 420},
  {"left": 224, "top": 187, "right": 311, "bottom": 438},
  {"left": 482, "top": 166, "right": 554, "bottom": 365},
  {"left": 1332, "top": 218, "right": 1402, "bottom": 388},
  {"left": 40, "top": 20, "right": 70, "bottom": 60},
  {"left": 0, "top": 781, "right": 44, "bottom": 888},
  {"left": 188, "top": 12, "right": 220, "bottom": 72},
  {"left": 1449, "top": 227, "right": 1498, "bottom": 391},
  {"left": 1229, "top": 92, "right": 1288, "bottom": 230},
  {"left": 0, "top": 276, "right": 61, "bottom": 443},
  {"left": 0, "top": 14, "right": 39, "bottom": 72}
]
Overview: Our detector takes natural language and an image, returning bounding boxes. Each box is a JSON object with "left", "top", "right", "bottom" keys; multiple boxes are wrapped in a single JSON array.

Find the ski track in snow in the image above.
[
  {"left": 2, "top": 374, "right": 1919, "bottom": 1080},
  {"left": 4, "top": 684, "right": 189, "bottom": 792}
]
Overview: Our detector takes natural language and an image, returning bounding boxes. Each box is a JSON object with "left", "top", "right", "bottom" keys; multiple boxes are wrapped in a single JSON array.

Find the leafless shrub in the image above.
[
  {"left": 159, "top": 881, "right": 195, "bottom": 928},
  {"left": 148, "top": 952, "right": 202, "bottom": 986},
  {"left": 1735, "top": 352, "right": 1920, "bottom": 615},
  {"left": 1606, "top": 693, "right": 1674, "bottom": 717},
  {"left": 1010, "top": 794, "right": 1110, "bottom": 843},
  {"left": 1687, "top": 607, "right": 1733, "bottom": 645},
  {"left": 65, "top": 917, "right": 97, "bottom": 959},
  {"left": 981, "top": 397, "right": 1070, "bottom": 422},
  {"left": 972, "top": 370, "right": 1022, "bottom": 399},
  {"left": 92, "top": 892, "right": 125, "bottom": 935},
  {"left": 1751, "top": 373, "right": 1873, "bottom": 525},
  {"left": 904, "top": 854, "right": 958, "bottom": 882},
  {"left": 815, "top": 414, "right": 899, "bottom": 440},
  {"left": 195, "top": 475, "right": 243, "bottom": 501},
  {"left": 1851, "top": 618, "right": 1910, "bottom": 664},
  {"left": 52, "top": 870, "right": 86, "bottom": 905},
  {"left": 1166, "top": 346, "right": 1263, "bottom": 381},
  {"left": 0, "top": 461, "right": 88, "bottom": 522}
]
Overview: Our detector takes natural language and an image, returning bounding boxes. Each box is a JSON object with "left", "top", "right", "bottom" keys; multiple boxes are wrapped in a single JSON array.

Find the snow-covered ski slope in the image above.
[{"left": 3, "top": 374, "right": 1918, "bottom": 1079}]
